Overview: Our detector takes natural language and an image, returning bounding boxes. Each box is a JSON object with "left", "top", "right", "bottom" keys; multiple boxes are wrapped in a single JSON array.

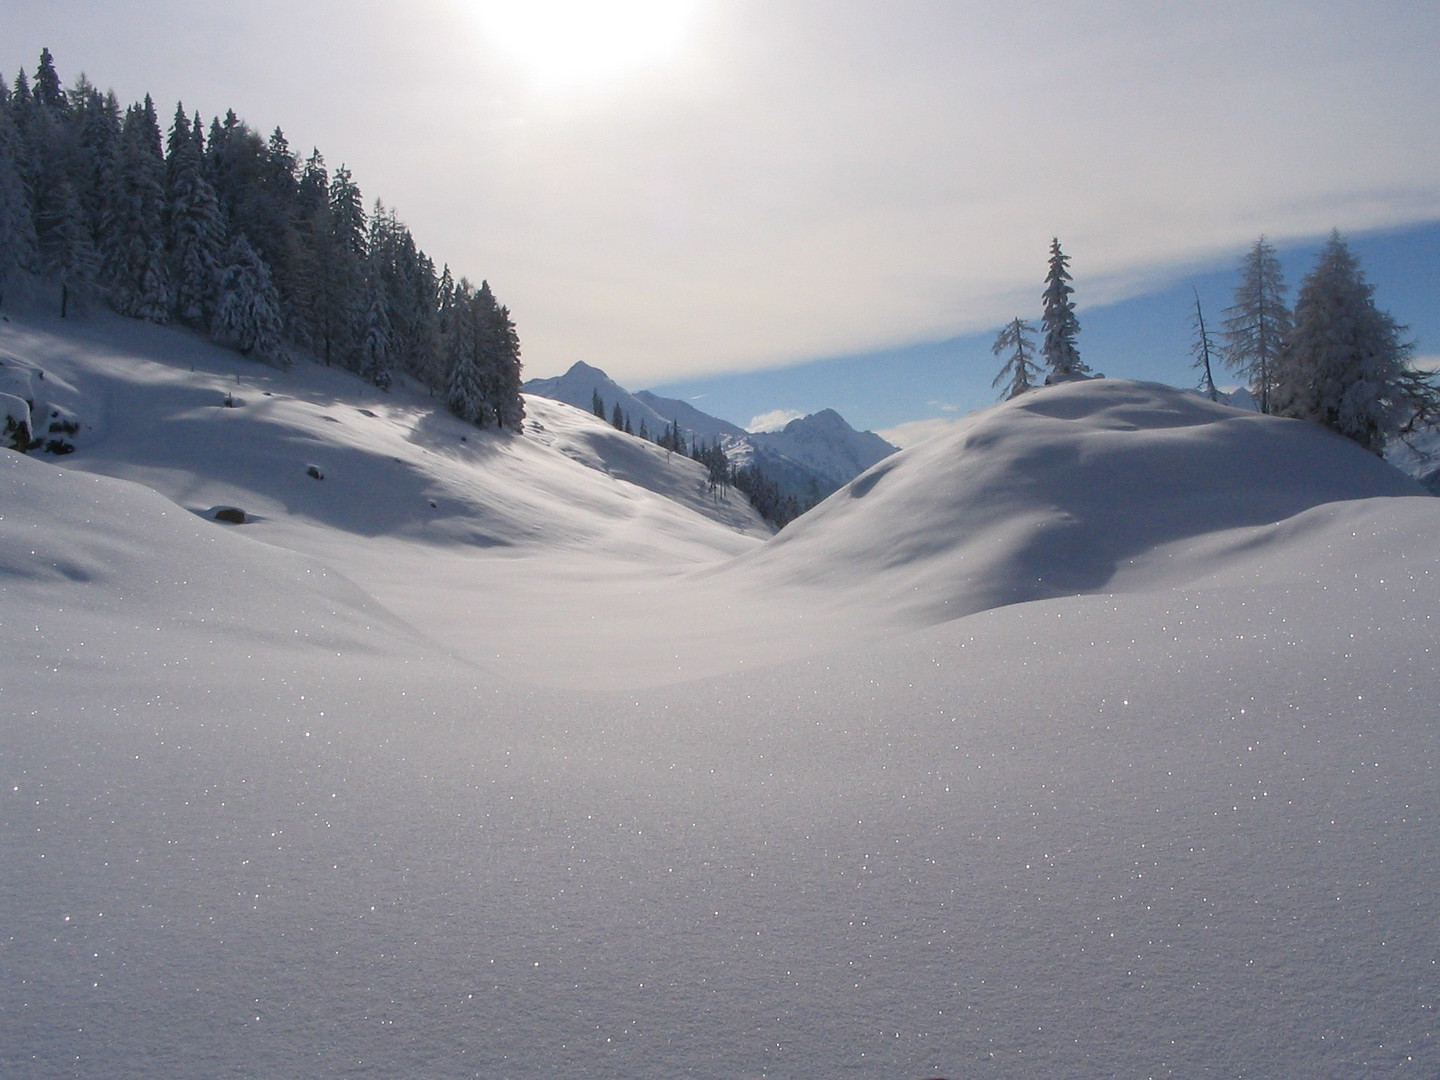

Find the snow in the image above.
[{"left": 3, "top": 305, "right": 1440, "bottom": 1079}]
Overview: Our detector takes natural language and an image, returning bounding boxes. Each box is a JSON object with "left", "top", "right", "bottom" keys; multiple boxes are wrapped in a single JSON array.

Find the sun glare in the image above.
[{"left": 467, "top": 1, "right": 700, "bottom": 89}]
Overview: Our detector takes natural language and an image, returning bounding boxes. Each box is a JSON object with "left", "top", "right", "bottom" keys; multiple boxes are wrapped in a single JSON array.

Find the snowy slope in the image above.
[
  {"left": 4, "top": 310, "right": 1440, "bottom": 1080},
  {"left": 0, "top": 311, "right": 769, "bottom": 558}
]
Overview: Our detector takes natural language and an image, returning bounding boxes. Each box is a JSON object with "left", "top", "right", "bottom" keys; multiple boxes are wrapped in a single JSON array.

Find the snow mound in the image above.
[
  {"left": 734, "top": 378, "right": 1427, "bottom": 619},
  {"left": 0, "top": 449, "right": 418, "bottom": 658}
]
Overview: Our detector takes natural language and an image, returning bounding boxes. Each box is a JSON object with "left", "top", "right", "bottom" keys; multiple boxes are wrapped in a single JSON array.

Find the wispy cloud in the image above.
[
  {"left": 747, "top": 408, "right": 804, "bottom": 433},
  {"left": 878, "top": 417, "right": 963, "bottom": 449}
]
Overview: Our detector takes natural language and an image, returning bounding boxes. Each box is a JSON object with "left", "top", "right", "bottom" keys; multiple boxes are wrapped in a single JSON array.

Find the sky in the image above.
[{"left": 7, "top": 0, "right": 1440, "bottom": 439}]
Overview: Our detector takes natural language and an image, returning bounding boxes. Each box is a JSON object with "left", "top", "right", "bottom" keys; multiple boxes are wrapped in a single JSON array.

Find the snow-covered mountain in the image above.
[
  {"left": 524, "top": 360, "right": 897, "bottom": 505},
  {"left": 6, "top": 306, "right": 1440, "bottom": 1080}
]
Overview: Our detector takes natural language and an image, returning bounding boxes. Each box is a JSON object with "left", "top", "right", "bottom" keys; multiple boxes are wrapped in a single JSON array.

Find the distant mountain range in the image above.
[{"left": 523, "top": 361, "right": 897, "bottom": 503}]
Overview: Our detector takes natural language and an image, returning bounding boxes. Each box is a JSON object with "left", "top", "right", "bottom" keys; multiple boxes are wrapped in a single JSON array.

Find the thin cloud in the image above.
[
  {"left": 878, "top": 417, "right": 964, "bottom": 449},
  {"left": 747, "top": 408, "right": 804, "bottom": 433}
]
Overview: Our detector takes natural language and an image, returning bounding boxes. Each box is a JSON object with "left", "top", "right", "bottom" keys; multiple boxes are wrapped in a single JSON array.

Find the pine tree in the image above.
[
  {"left": 1275, "top": 231, "right": 1436, "bottom": 453},
  {"left": 612, "top": 401, "right": 625, "bottom": 430},
  {"left": 1190, "top": 289, "right": 1219, "bottom": 402},
  {"left": 444, "top": 278, "right": 486, "bottom": 424},
  {"left": 213, "top": 233, "right": 283, "bottom": 361},
  {"left": 990, "top": 317, "right": 1040, "bottom": 400},
  {"left": 102, "top": 95, "right": 170, "bottom": 321},
  {"left": 1040, "top": 238, "right": 1085, "bottom": 379},
  {"left": 165, "top": 102, "right": 224, "bottom": 326},
  {"left": 288, "top": 149, "right": 334, "bottom": 359},
  {"left": 474, "top": 280, "right": 524, "bottom": 431},
  {"left": 73, "top": 87, "right": 122, "bottom": 243},
  {"left": 592, "top": 388, "right": 605, "bottom": 419},
  {"left": 0, "top": 101, "right": 37, "bottom": 307},
  {"left": 36, "top": 176, "right": 99, "bottom": 317},
  {"left": 32, "top": 49, "right": 66, "bottom": 112},
  {"left": 360, "top": 268, "right": 393, "bottom": 390},
  {"left": 1221, "top": 236, "right": 1291, "bottom": 413},
  {"left": 326, "top": 164, "right": 366, "bottom": 370}
]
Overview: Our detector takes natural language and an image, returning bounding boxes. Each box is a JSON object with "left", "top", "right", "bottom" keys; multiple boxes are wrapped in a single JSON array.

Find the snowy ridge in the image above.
[
  {"left": 5, "top": 309, "right": 1440, "bottom": 1079},
  {"left": 525, "top": 359, "right": 898, "bottom": 503},
  {"left": 738, "top": 406, "right": 896, "bottom": 497}
]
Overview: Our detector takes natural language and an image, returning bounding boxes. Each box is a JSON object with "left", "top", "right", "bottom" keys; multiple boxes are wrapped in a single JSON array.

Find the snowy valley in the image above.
[
  {"left": 4, "top": 304, "right": 1440, "bottom": 1079},
  {"left": 523, "top": 360, "right": 898, "bottom": 510}
]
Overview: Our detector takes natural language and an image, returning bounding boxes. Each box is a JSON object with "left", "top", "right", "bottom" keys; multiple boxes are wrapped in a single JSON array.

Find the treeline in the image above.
[
  {"left": 991, "top": 234, "right": 1439, "bottom": 456},
  {"left": 589, "top": 391, "right": 806, "bottom": 528},
  {"left": 0, "top": 49, "right": 522, "bottom": 431}
]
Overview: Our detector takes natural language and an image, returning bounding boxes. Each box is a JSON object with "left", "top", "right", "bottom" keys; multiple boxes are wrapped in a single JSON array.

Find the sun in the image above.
[{"left": 466, "top": 1, "right": 701, "bottom": 90}]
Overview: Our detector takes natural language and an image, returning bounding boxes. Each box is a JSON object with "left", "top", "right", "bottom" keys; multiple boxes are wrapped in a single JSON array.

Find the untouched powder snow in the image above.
[{"left": 3, "top": 307, "right": 1440, "bottom": 1079}]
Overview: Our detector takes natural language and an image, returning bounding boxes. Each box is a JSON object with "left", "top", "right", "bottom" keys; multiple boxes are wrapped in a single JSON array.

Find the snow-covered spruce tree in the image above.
[
  {"left": 473, "top": 279, "right": 524, "bottom": 432},
  {"left": 1274, "top": 231, "right": 1437, "bottom": 454},
  {"left": 1040, "top": 238, "right": 1086, "bottom": 379},
  {"left": 164, "top": 103, "right": 224, "bottom": 327},
  {"left": 73, "top": 87, "right": 122, "bottom": 243},
  {"left": 444, "top": 277, "right": 486, "bottom": 425},
  {"left": 359, "top": 268, "right": 393, "bottom": 390},
  {"left": 0, "top": 99, "right": 37, "bottom": 307},
  {"left": 1190, "top": 289, "right": 1219, "bottom": 402},
  {"left": 213, "top": 233, "right": 283, "bottom": 362},
  {"left": 990, "top": 317, "right": 1040, "bottom": 400},
  {"left": 102, "top": 95, "right": 170, "bottom": 322},
  {"left": 325, "top": 164, "right": 367, "bottom": 371},
  {"left": 287, "top": 149, "right": 337, "bottom": 361},
  {"left": 36, "top": 176, "right": 99, "bottom": 318},
  {"left": 1221, "top": 236, "right": 1290, "bottom": 414}
]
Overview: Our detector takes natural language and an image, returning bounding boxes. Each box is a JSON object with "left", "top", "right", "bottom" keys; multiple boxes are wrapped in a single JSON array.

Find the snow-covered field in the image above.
[{"left": 3, "top": 306, "right": 1439, "bottom": 1079}]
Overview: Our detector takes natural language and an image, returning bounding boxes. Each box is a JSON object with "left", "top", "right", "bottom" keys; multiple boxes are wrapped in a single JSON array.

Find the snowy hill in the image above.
[
  {"left": 0, "top": 311, "right": 769, "bottom": 558},
  {"left": 732, "top": 378, "right": 1427, "bottom": 618},
  {"left": 5, "top": 310, "right": 1440, "bottom": 1080}
]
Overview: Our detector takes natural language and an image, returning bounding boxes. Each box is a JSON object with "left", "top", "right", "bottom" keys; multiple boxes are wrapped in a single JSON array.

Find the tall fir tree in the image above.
[
  {"left": 326, "top": 164, "right": 366, "bottom": 370},
  {"left": 445, "top": 277, "right": 486, "bottom": 424},
  {"left": 0, "top": 99, "right": 37, "bottom": 306},
  {"left": 1221, "top": 236, "right": 1291, "bottom": 414},
  {"left": 990, "top": 317, "right": 1040, "bottom": 400},
  {"left": 164, "top": 102, "right": 225, "bottom": 326},
  {"left": 36, "top": 176, "right": 99, "bottom": 317},
  {"left": 32, "top": 49, "right": 66, "bottom": 113},
  {"left": 1040, "top": 238, "right": 1086, "bottom": 379},
  {"left": 480, "top": 280, "right": 524, "bottom": 431},
  {"left": 1274, "top": 231, "right": 1436, "bottom": 454},
  {"left": 359, "top": 266, "right": 393, "bottom": 390},
  {"left": 102, "top": 95, "right": 170, "bottom": 321}
]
